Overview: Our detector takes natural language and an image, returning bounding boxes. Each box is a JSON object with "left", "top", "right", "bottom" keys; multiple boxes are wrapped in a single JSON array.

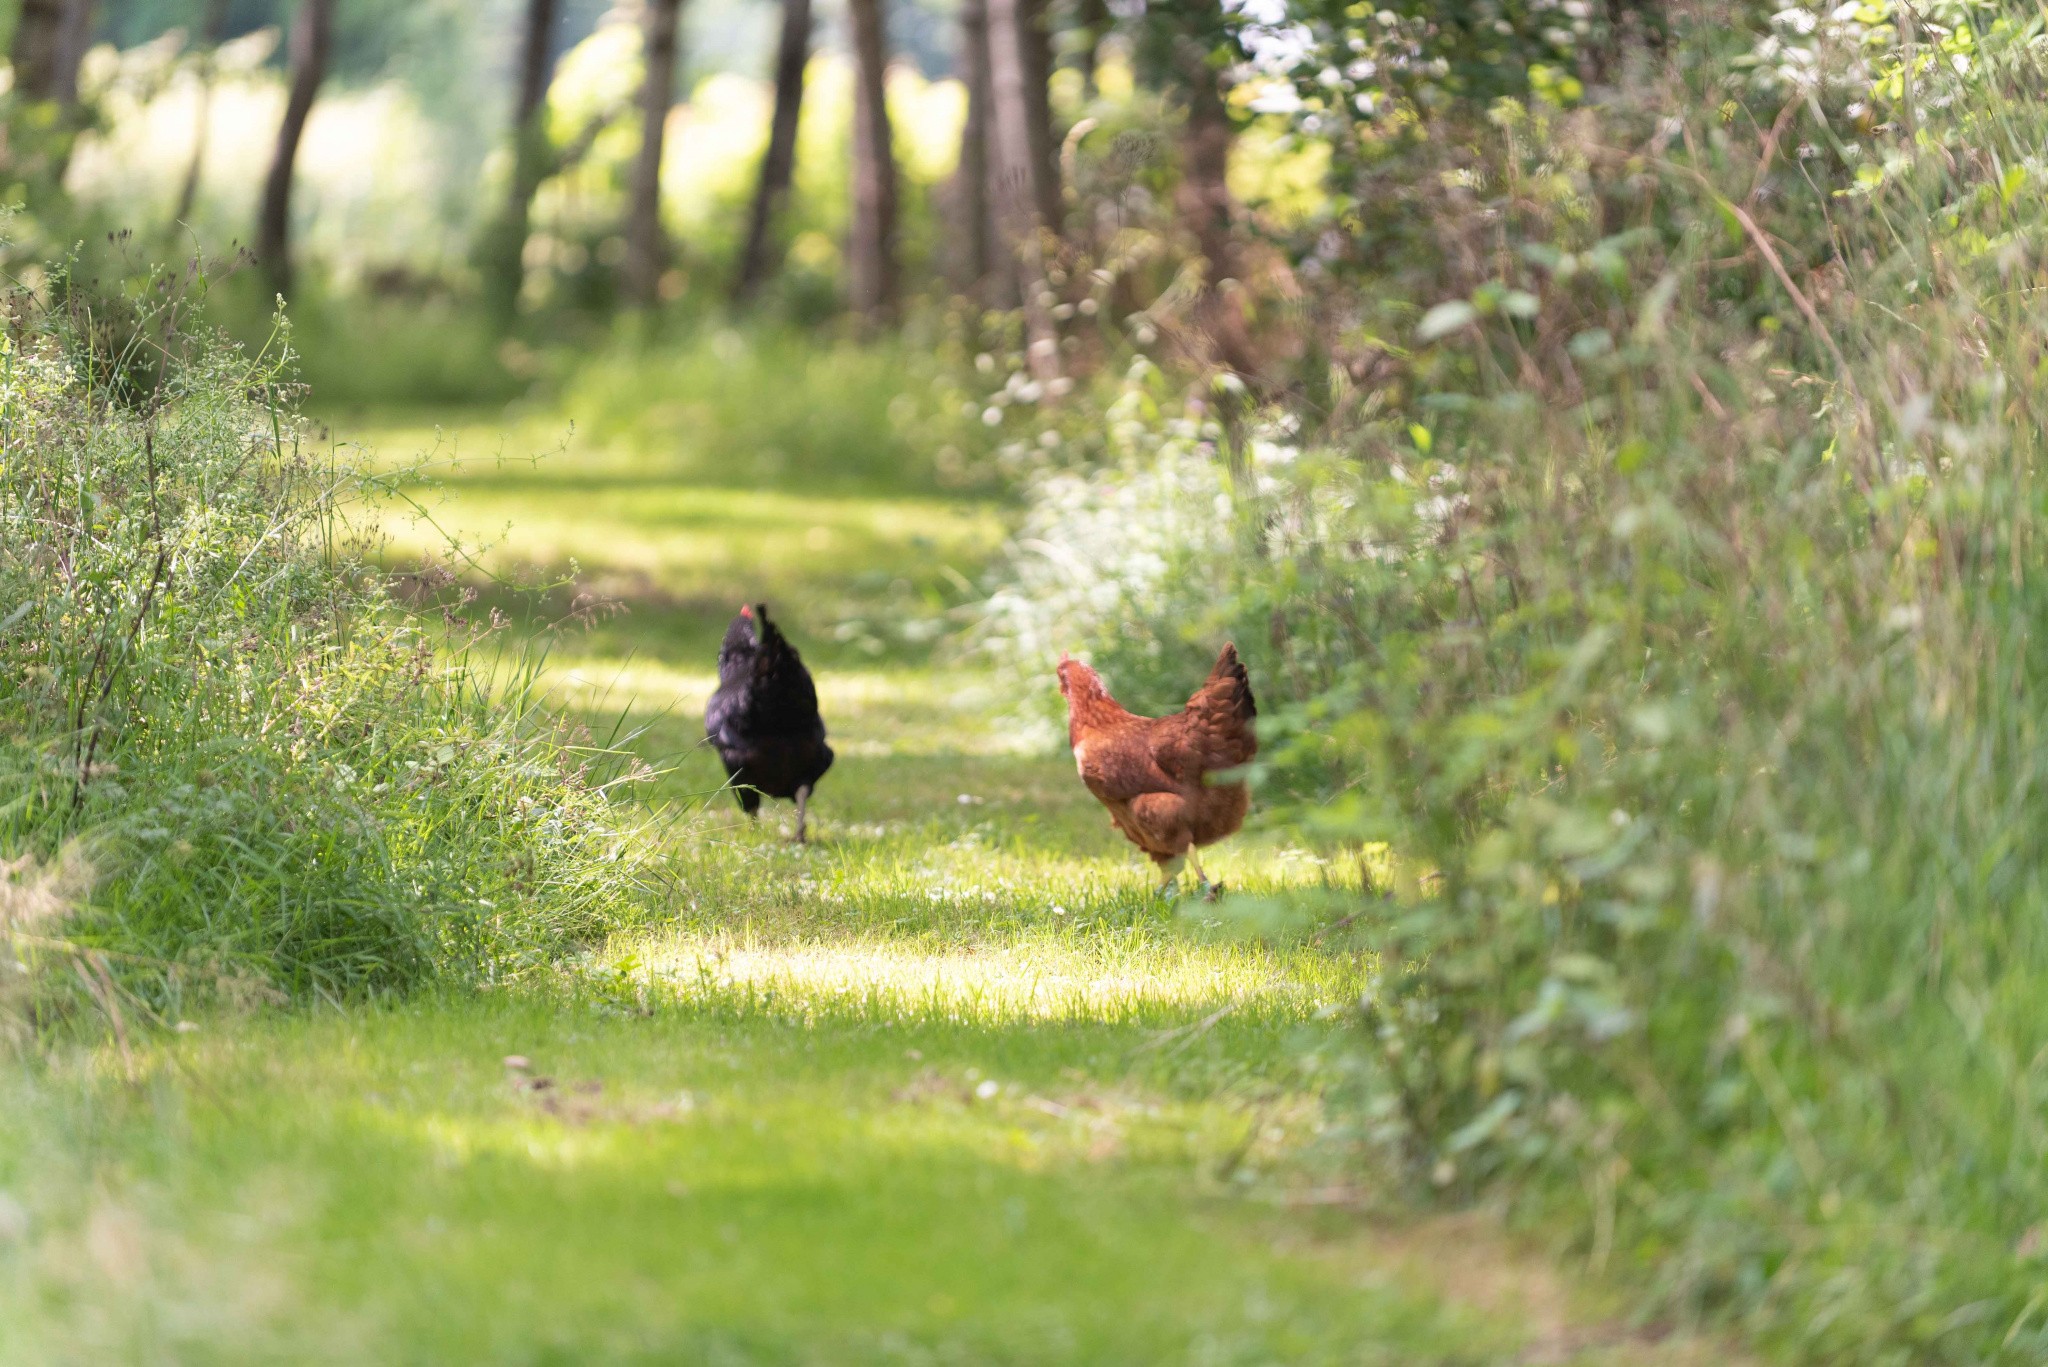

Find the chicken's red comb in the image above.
[{"left": 740, "top": 604, "right": 753, "bottom": 618}]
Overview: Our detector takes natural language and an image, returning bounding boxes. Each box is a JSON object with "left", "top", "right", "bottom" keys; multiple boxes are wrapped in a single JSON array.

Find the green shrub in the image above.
[
  {"left": 0, "top": 271, "right": 651, "bottom": 1006},
  {"left": 987, "top": 6, "right": 2048, "bottom": 1360}
]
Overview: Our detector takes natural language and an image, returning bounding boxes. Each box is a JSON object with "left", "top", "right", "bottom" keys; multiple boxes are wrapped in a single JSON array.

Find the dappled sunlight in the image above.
[
  {"left": 72, "top": 38, "right": 463, "bottom": 278},
  {"left": 606, "top": 928, "right": 1359, "bottom": 1026},
  {"left": 412, "top": 1112, "right": 636, "bottom": 1174},
  {"left": 801, "top": 831, "right": 1374, "bottom": 910},
  {"left": 541, "top": 659, "right": 1045, "bottom": 759},
  {"left": 377, "top": 478, "right": 1001, "bottom": 598}
]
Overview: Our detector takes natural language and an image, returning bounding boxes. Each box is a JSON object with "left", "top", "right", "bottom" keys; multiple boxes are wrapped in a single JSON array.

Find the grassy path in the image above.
[{"left": 2, "top": 418, "right": 1732, "bottom": 1364}]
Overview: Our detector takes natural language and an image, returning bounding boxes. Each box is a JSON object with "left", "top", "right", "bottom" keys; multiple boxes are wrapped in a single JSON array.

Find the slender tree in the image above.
[
  {"left": 171, "top": 0, "right": 233, "bottom": 231},
  {"left": 1016, "top": 0, "right": 1060, "bottom": 230},
  {"left": 623, "top": 0, "right": 685, "bottom": 310},
  {"left": 10, "top": 1, "right": 66, "bottom": 104},
  {"left": 256, "top": 0, "right": 335, "bottom": 298},
  {"left": 481, "top": 0, "right": 564, "bottom": 320},
  {"left": 845, "top": 0, "right": 898, "bottom": 321},
  {"left": 9, "top": 0, "right": 95, "bottom": 105},
  {"left": 986, "top": 0, "right": 1059, "bottom": 381},
  {"left": 732, "top": 0, "right": 812, "bottom": 304},
  {"left": 9, "top": 0, "right": 95, "bottom": 183},
  {"left": 950, "top": 0, "right": 995, "bottom": 295},
  {"left": 1074, "top": 0, "right": 1109, "bottom": 97},
  {"left": 52, "top": 0, "right": 95, "bottom": 105},
  {"left": 1169, "top": 2, "right": 1254, "bottom": 374}
]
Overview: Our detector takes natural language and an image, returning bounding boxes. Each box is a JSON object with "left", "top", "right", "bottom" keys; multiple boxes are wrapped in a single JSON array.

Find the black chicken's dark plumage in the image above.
[{"left": 705, "top": 603, "right": 833, "bottom": 839}]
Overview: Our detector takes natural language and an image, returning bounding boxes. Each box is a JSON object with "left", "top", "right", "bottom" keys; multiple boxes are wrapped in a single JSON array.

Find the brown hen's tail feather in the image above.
[
  {"left": 1188, "top": 643, "right": 1256, "bottom": 722},
  {"left": 1178, "top": 643, "right": 1257, "bottom": 768}
]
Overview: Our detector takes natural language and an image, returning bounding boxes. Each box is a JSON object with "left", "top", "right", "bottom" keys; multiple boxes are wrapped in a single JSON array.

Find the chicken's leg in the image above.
[
  {"left": 1188, "top": 849, "right": 1210, "bottom": 896},
  {"left": 1156, "top": 854, "right": 1185, "bottom": 895},
  {"left": 793, "top": 785, "right": 811, "bottom": 844}
]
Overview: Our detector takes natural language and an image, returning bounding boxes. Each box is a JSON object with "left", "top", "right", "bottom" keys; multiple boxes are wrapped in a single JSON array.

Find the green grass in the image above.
[
  {"left": 0, "top": 409, "right": 1739, "bottom": 1365},
  {"left": 358, "top": 411, "right": 1004, "bottom": 675},
  {"left": 5, "top": 995, "right": 1486, "bottom": 1365}
]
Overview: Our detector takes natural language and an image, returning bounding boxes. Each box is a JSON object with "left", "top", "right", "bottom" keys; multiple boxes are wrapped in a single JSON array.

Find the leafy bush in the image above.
[
  {"left": 987, "top": 5, "right": 2048, "bottom": 1360},
  {"left": 0, "top": 270, "right": 651, "bottom": 1006}
]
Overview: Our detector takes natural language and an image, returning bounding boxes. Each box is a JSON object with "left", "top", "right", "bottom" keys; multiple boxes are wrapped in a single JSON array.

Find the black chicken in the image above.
[{"left": 705, "top": 603, "right": 834, "bottom": 842}]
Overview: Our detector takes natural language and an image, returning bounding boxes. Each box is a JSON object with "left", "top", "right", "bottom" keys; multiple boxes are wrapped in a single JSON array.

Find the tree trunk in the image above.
[
  {"left": 846, "top": 0, "right": 898, "bottom": 322},
  {"left": 950, "top": 0, "right": 994, "bottom": 296},
  {"left": 986, "top": 0, "right": 1059, "bottom": 382},
  {"left": 731, "top": 0, "right": 811, "bottom": 304},
  {"left": 483, "top": 0, "right": 563, "bottom": 320},
  {"left": 1173, "top": 8, "right": 1254, "bottom": 376},
  {"left": 10, "top": 0, "right": 95, "bottom": 184},
  {"left": 51, "top": 0, "right": 94, "bottom": 105},
  {"left": 11, "top": 0, "right": 67, "bottom": 103},
  {"left": 171, "top": 0, "right": 232, "bottom": 231},
  {"left": 1074, "top": 0, "right": 1108, "bottom": 97},
  {"left": 622, "top": 0, "right": 684, "bottom": 310},
  {"left": 1011, "top": 0, "right": 1060, "bottom": 231},
  {"left": 512, "top": 0, "right": 561, "bottom": 136},
  {"left": 256, "top": 0, "right": 335, "bottom": 299}
]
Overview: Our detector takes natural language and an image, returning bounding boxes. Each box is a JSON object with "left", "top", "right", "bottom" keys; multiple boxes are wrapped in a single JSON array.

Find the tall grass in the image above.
[
  {"left": 986, "top": 7, "right": 2048, "bottom": 1360},
  {"left": 0, "top": 269, "right": 653, "bottom": 1008}
]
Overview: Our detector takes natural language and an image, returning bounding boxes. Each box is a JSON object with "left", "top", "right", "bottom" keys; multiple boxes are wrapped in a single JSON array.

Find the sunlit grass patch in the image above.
[
  {"left": 378, "top": 475, "right": 1001, "bottom": 601},
  {"left": 348, "top": 413, "right": 1008, "bottom": 680},
  {"left": 541, "top": 660, "right": 1047, "bottom": 760},
  {"left": 606, "top": 929, "right": 1359, "bottom": 1027},
  {"left": 642, "top": 801, "right": 1384, "bottom": 945}
]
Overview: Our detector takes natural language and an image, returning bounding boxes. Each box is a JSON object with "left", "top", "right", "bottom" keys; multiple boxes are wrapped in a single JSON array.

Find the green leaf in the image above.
[
  {"left": 1417, "top": 300, "right": 1479, "bottom": 342},
  {"left": 1568, "top": 328, "right": 1614, "bottom": 359},
  {"left": 1446, "top": 1092, "right": 1522, "bottom": 1154}
]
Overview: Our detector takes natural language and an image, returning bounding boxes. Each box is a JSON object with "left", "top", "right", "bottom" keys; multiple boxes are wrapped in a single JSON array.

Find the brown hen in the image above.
[{"left": 1056, "top": 644, "right": 1257, "bottom": 893}]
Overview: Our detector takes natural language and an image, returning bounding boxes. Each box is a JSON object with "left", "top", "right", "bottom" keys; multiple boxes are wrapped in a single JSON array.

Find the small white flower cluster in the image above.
[
  {"left": 1742, "top": 1, "right": 1995, "bottom": 103},
  {"left": 978, "top": 443, "right": 1237, "bottom": 688}
]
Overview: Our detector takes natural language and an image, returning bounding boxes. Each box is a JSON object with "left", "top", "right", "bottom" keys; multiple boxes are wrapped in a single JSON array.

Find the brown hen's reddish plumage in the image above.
[{"left": 1057, "top": 644, "right": 1257, "bottom": 888}]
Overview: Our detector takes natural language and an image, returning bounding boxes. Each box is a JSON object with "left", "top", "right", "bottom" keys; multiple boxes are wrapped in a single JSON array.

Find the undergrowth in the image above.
[
  {"left": 550, "top": 319, "right": 1004, "bottom": 496},
  {"left": 0, "top": 265, "right": 654, "bottom": 1011},
  {"left": 985, "top": 4, "right": 2048, "bottom": 1361}
]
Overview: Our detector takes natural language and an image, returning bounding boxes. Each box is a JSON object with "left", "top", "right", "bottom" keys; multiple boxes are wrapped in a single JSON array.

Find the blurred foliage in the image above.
[
  {"left": 1272, "top": 0, "right": 1662, "bottom": 105},
  {"left": 3, "top": 0, "right": 974, "bottom": 332},
  {"left": 544, "top": 317, "right": 1003, "bottom": 494}
]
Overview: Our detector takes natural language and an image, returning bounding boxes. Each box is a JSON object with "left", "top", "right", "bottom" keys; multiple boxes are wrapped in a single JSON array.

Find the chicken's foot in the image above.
[{"left": 793, "top": 785, "right": 811, "bottom": 844}]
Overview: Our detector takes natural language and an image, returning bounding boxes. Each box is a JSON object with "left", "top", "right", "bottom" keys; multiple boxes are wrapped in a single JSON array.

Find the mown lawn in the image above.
[{"left": 0, "top": 414, "right": 1735, "bottom": 1365}]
